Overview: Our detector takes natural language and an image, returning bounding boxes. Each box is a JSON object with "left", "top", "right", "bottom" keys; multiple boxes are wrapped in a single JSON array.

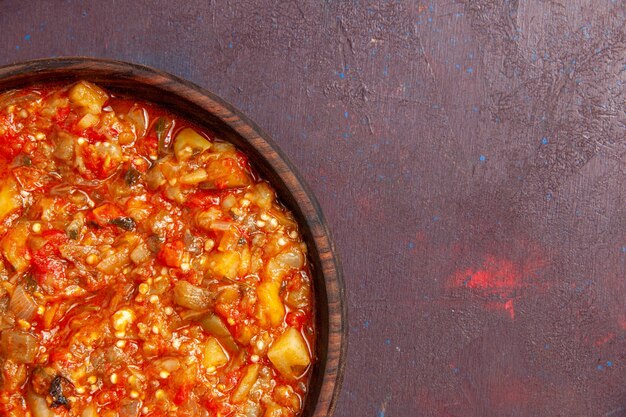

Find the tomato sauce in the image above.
[{"left": 0, "top": 81, "right": 314, "bottom": 417}]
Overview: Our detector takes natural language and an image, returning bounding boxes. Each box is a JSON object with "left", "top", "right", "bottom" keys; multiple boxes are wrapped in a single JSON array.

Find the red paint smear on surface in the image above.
[
  {"left": 594, "top": 332, "right": 615, "bottom": 347},
  {"left": 453, "top": 255, "right": 523, "bottom": 297},
  {"left": 450, "top": 254, "right": 546, "bottom": 320}
]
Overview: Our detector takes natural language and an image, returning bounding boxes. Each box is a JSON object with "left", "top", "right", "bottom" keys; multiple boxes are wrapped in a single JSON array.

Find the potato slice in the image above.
[
  {"left": 207, "top": 251, "right": 240, "bottom": 279},
  {"left": 256, "top": 282, "right": 285, "bottom": 328},
  {"left": 231, "top": 364, "right": 260, "bottom": 403},
  {"left": 1, "top": 223, "right": 30, "bottom": 272},
  {"left": 68, "top": 81, "right": 108, "bottom": 115},
  {"left": 204, "top": 157, "right": 251, "bottom": 189},
  {"left": 76, "top": 113, "right": 100, "bottom": 130},
  {"left": 174, "top": 128, "right": 211, "bottom": 161},
  {"left": 267, "top": 328, "right": 310, "bottom": 380},
  {"left": 0, "top": 178, "right": 22, "bottom": 222},
  {"left": 202, "top": 337, "right": 229, "bottom": 369}
]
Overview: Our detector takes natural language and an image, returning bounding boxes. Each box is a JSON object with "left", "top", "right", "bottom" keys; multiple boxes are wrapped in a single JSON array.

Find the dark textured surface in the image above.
[{"left": 1, "top": 1, "right": 625, "bottom": 416}]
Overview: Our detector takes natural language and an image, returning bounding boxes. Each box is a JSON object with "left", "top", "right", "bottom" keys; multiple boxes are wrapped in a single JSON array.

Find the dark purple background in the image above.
[{"left": 1, "top": 1, "right": 625, "bottom": 416}]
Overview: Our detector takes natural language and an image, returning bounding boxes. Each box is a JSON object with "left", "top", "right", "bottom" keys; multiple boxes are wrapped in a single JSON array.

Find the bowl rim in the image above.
[{"left": 0, "top": 57, "right": 347, "bottom": 417}]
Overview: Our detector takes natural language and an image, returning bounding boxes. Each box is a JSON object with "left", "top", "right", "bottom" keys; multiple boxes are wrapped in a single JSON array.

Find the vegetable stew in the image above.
[{"left": 0, "top": 81, "right": 314, "bottom": 417}]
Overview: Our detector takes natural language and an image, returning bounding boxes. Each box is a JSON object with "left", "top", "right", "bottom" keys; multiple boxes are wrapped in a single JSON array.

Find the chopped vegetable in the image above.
[
  {"left": 109, "top": 216, "right": 137, "bottom": 231},
  {"left": 26, "top": 391, "right": 54, "bottom": 417},
  {"left": 173, "top": 280, "right": 214, "bottom": 310},
  {"left": 202, "top": 337, "right": 229, "bottom": 369},
  {"left": 256, "top": 282, "right": 285, "bottom": 328},
  {"left": 267, "top": 328, "right": 311, "bottom": 380},
  {"left": 9, "top": 285, "right": 37, "bottom": 320},
  {"left": 124, "top": 166, "right": 141, "bottom": 185},
  {"left": 207, "top": 251, "right": 240, "bottom": 279},
  {"left": 174, "top": 128, "right": 211, "bottom": 161},
  {"left": 1, "top": 330, "right": 39, "bottom": 363},
  {"left": 0, "top": 81, "right": 313, "bottom": 417},
  {"left": 231, "top": 364, "right": 260, "bottom": 403},
  {"left": 198, "top": 313, "right": 239, "bottom": 353},
  {"left": 68, "top": 81, "right": 108, "bottom": 114},
  {"left": 0, "top": 178, "right": 22, "bottom": 222},
  {"left": 155, "top": 116, "right": 173, "bottom": 156},
  {"left": 49, "top": 375, "right": 71, "bottom": 409},
  {"left": 1, "top": 223, "right": 31, "bottom": 272}
]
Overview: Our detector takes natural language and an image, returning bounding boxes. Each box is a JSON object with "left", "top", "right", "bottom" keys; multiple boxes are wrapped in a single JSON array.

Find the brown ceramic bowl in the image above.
[{"left": 0, "top": 57, "right": 347, "bottom": 417}]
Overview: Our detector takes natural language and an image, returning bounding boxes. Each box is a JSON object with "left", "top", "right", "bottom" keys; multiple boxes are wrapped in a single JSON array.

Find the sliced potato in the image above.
[
  {"left": 207, "top": 251, "right": 240, "bottom": 279},
  {"left": 246, "top": 182, "right": 275, "bottom": 210},
  {"left": 231, "top": 364, "right": 260, "bottom": 403},
  {"left": 179, "top": 168, "right": 208, "bottom": 185},
  {"left": 204, "top": 158, "right": 251, "bottom": 189},
  {"left": 202, "top": 337, "right": 229, "bottom": 369},
  {"left": 0, "top": 178, "right": 22, "bottom": 222},
  {"left": 265, "top": 247, "right": 305, "bottom": 283},
  {"left": 267, "top": 328, "right": 310, "bottom": 380},
  {"left": 68, "top": 81, "right": 108, "bottom": 115},
  {"left": 174, "top": 128, "right": 211, "bottom": 161},
  {"left": 0, "top": 223, "right": 30, "bottom": 272},
  {"left": 76, "top": 113, "right": 100, "bottom": 130},
  {"left": 256, "top": 282, "right": 285, "bottom": 328}
]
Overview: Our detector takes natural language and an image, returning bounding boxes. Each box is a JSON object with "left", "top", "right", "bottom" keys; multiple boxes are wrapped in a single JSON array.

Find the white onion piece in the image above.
[
  {"left": 9, "top": 285, "right": 37, "bottom": 320},
  {"left": 26, "top": 391, "right": 54, "bottom": 417}
]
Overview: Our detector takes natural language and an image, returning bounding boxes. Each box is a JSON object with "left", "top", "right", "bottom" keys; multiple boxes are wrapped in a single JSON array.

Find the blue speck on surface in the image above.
[
  {"left": 408, "top": 242, "right": 415, "bottom": 249},
  {"left": 428, "top": 4, "right": 434, "bottom": 12},
  {"left": 427, "top": 17, "right": 432, "bottom": 22},
  {"left": 24, "top": 34, "right": 31, "bottom": 41},
  {"left": 546, "top": 192, "right": 553, "bottom": 201},
  {"left": 378, "top": 410, "right": 385, "bottom": 417},
  {"left": 468, "top": 52, "right": 474, "bottom": 59},
  {"left": 344, "top": 111, "right": 349, "bottom": 118},
  {"left": 228, "top": 41, "right": 233, "bottom": 49},
  {"left": 455, "top": 63, "right": 461, "bottom": 70},
  {"left": 472, "top": 106, "right": 479, "bottom": 113},
  {"left": 621, "top": 246, "right": 626, "bottom": 253},
  {"left": 466, "top": 67, "right": 473, "bottom": 74},
  {"left": 607, "top": 361, "right": 613, "bottom": 367},
  {"left": 15, "top": 45, "right": 19, "bottom": 50},
  {"left": 363, "top": 320, "right": 370, "bottom": 329},
  {"left": 383, "top": 66, "right": 388, "bottom": 76},
  {"left": 342, "top": 132, "right": 349, "bottom": 139},
  {"left": 479, "top": 155, "right": 486, "bottom": 162},
  {"left": 597, "top": 364, "right": 604, "bottom": 371},
  {"left": 432, "top": 215, "right": 440, "bottom": 222},
  {"left": 384, "top": 339, "right": 391, "bottom": 346},
  {"left": 541, "top": 137, "right": 549, "bottom": 145},
  {"left": 339, "top": 72, "right": 345, "bottom": 79},
  {"left": 544, "top": 344, "right": 550, "bottom": 349}
]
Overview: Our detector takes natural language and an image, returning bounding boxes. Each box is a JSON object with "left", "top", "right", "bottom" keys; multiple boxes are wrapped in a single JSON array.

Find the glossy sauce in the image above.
[{"left": 0, "top": 81, "right": 314, "bottom": 417}]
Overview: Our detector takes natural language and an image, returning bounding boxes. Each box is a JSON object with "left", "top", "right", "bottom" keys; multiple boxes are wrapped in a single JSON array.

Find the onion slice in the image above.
[{"left": 10, "top": 285, "right": 37, "bottom": 321}]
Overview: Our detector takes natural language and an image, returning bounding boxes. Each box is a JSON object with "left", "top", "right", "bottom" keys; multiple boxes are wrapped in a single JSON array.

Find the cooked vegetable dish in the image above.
[{"left": 0, "top": 81, "right": 314, "bottom": 417}]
